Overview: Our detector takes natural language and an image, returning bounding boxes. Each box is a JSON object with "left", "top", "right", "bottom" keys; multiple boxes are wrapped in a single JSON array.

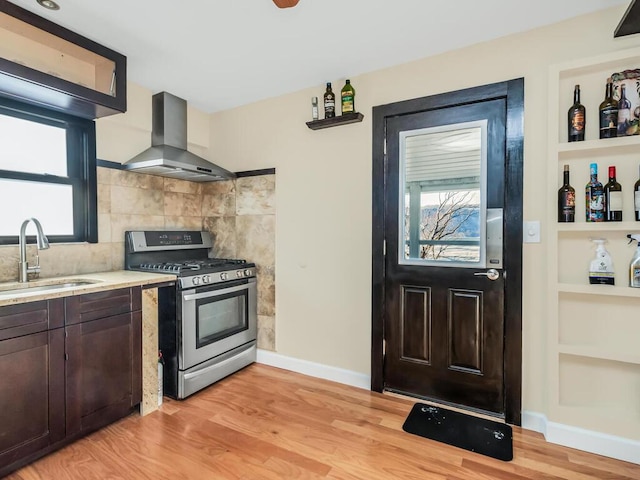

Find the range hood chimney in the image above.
[
  {"left": 123, "top": 92, "right": 235, "bottom": 182},
  {"left": 615, "top": 0, "right": 640, "bottom": 37}
]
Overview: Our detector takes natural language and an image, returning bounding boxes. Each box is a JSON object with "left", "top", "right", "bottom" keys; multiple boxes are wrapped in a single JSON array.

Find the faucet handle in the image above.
[{"left": 27, "top": 254, "right": 42, "bottom": 279}]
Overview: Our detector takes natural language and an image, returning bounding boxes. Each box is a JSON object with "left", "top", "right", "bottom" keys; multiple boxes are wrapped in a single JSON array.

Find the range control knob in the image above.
[
  {"left": 202, "top": 275, "right": 211, "bottom": 284},
  {"left": 236, "top": 271, "right": 243, "bottom": 278},
  {"left": 220, "top": 272, "right": 228, "bottom": 281},
  {"left": 192, "top": 276, "right": 201, "bottom": 285},
  {"left": 244, "top": 269, "right": 252, "bottom": 276}
]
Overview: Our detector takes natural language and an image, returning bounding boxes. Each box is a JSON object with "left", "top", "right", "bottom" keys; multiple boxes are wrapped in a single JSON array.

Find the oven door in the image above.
[{"left": 180, "top": 278, "right": 257, "bottom": 370}]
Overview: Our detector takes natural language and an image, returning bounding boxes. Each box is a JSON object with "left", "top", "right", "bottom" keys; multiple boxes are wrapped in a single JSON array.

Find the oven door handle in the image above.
[{"left": 183, "top": 282, "right": 253, "bottom": 301}]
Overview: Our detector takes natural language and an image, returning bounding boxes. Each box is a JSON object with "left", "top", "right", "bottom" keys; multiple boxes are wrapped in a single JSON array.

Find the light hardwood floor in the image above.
[{"left": 7, "top": 364, "right": 640, "bottom": 479}]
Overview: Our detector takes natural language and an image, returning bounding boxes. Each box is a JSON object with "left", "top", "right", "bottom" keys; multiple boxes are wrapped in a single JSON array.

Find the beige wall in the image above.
[{"left": 208, "top": 4, "right": 640, "bottom": 419}]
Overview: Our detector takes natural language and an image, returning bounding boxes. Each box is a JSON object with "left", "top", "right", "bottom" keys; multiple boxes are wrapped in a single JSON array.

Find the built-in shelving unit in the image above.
[
  {"left": 305, "top": 112, "right": 364, "bottom": 130},
  {"left": 547, "top": 46, "right": 640, "bottom": 443},
  {"left": 0, "top": 0, "right": 126, "bottom": 119}
]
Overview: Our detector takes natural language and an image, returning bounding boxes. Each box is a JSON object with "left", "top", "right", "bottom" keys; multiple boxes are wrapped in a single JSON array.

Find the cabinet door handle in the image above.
[{"left": 474, "top": 269, "right": 500, "bottom": 281}]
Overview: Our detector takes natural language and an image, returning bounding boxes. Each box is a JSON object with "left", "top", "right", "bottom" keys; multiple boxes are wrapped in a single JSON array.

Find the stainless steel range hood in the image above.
[{"left": 123, "top": 92, "right": 235, "bottom": 182}]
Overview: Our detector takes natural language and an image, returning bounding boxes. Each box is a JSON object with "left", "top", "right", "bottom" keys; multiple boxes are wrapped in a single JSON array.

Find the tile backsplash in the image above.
[{"left": 0, "top": 167, "right": 277, "bottom": 350}]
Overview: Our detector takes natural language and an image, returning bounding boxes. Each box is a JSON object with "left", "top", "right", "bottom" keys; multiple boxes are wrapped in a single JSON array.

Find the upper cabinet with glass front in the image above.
[{"left": 0, "top": 0, "right": 126, "bottom": 119}]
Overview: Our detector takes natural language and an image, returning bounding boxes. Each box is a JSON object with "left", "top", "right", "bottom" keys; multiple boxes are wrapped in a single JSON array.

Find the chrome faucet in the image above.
[{"left": 18, "top": 218, "right": 50, "bottom": 283}]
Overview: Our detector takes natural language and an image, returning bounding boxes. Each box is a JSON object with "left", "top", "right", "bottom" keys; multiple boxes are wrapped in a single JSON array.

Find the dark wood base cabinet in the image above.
[{"left": 0, "top": 287, "right": 142, "bottom": 477}]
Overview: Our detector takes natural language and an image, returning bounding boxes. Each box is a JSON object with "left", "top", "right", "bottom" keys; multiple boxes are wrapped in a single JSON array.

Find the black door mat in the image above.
[{"left": 402, "top": 403, "right": 513, "bottom": 461}]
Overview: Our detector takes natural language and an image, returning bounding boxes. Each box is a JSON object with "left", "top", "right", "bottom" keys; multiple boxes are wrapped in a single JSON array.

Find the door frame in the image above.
[{"left": 371, "top": 79, "right": 524, "bottom": 425}]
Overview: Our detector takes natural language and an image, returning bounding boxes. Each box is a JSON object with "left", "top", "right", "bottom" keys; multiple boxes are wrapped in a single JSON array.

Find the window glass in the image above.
[
  {"left": 400, "top": 122, "right": 487, "bottom": 268},
  {"left": 0, "top": 179, "right": 73, "bottom": 236},
  {"left": 0, "top": 114, "right": 67, "bottom": 176},
  {"left": 0, "top": 97, "right": 97, "bottom": 244}
]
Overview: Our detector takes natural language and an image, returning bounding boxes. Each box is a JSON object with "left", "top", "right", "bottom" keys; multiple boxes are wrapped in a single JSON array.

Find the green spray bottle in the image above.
[{"left": 627, "top": 234, "right": 640, "bottom": 288}]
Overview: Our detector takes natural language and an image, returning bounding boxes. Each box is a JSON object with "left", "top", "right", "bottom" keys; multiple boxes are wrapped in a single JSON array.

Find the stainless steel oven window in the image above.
[
  {"left": 181, "top": 279, "right": 257, "bottom": 371},
  {"left": 196, "top": 289, "right": 248, "bottom": 348}
]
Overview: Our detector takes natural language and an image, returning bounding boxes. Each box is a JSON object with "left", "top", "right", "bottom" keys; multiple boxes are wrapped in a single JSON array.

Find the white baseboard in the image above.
[
  {"left": 256, "top": 351, "right": 639, "bottom": 465},
  {"left": 523, "top": 411, "right": 640, "bottom": 465},
  {"left": 256, "top": 349, "right": 370, "bottom": 390}
]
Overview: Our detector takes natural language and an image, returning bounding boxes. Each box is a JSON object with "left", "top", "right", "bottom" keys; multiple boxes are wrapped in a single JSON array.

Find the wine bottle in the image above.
[
  {"left": 568, "top": 84, "right": 585, "bottom": 142},
  {"left": 341, "top": 79, "right": 355, "bottom": 115},
  {"left": 599, "top": 78, "right": 618, "bottom": 139},
  {"left": 323, "top": 82, "right": 335, "bottom": 119},
  {"left": 585, "top": 163, "right": 605, "bottom": 222},
  {"left": 634, "top": 165, "right": 640, "bottom": 221},
  {"left": 617, "top": 83, "right": 632, "bottom": 136},
  {"left": 558, "top": 164, "right": 575, "bottom": 222},
  {"left": 604, "top": 166, "right": 623, "bottom": 221}
]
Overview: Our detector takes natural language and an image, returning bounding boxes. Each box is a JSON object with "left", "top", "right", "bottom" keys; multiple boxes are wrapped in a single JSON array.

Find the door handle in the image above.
[{"left": 474, "top": 269, "right": 500, "bottom": 281}]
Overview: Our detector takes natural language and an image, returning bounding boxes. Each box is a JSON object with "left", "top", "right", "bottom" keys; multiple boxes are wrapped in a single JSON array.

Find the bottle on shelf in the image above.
[
  {"left": 635, "top": 165, "right": 640, "bottom": 221},
  {"left": 311, "top": 96, "right": 319, "bottom": 120},
  {"left": 627, "top": 234, "right": 640, "bottom": 287},
  {"left": 323, "top": 82, "right": 335, "bottom": 119},
  {"left": 341, "top": 79, "right": 355, "bottom": 115},
  {"left": 604, "top": 166, "right": 623, "bottom": 221},
  {"left": 617, "top": 83, "right": 632, "bottom": 136},
  {"left": 585, "top": 163, "right": 605, "bottom": 222},
  {"left": 568, "top": 84, "right": 585, "bottom": 142},
  {"left": 599, "top": 78, "right": 618, "bottom": 139},
  {"left": 588, "top": 238, "right": 615, "bottom": 285},
  {"left": 558, "top": 164, "right": 575, "bottom": 222}
]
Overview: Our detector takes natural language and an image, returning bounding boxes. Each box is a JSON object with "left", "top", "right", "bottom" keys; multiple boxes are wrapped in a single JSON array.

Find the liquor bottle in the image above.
[
  {"left": 617, "top": 83, "right": 632, "bottom": 136},
  {"left": 341, "top": 79, "right": 355, "bottom": 115},
  {"left": 323, "top": 82, "right": 335, "bottom": 119},
  {"left": 311, "top": 96, "right": 319, "bottom": 120},
  {"left": 557, "top": 164, "right": 575, "bottom": 222},
  {"left": 599, "top": 78, "right": 618, "bottom": 139},
  {"left": 585, "top": 163, "right": 605, "bottom": 222},
  {"left": 604, "top": 166, "right": 623, "bottom": 221},
  {"left": 634, "top": 165, "right": 640, "bottom": 221},
  {"left": 568, "top": 84, "right": 585, "bottom": 142}
]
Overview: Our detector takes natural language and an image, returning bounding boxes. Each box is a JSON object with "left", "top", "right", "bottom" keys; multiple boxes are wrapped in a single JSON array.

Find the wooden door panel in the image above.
[
  {"left": 0, "top": 328, "right": 65, "bottom": 470},
  {"left": 66, "top": 312, "right": 136, "bottom": 437},
  {"left": 400, "top": 285, "right": 432, "bottom": 363},
  {"left": 447, "top": 289, "right": 483, "bottom": 374},
  {"left": 372, "top": 79, "right": 524, "bottom": 424},
  {"left": 382, "top": 98, "right": 507, "bottom": 416}
]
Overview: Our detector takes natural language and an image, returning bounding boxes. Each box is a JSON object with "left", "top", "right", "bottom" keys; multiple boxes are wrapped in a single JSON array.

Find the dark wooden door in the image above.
[
  {"left": 65, "top": 311, "right": 142, "bottom": 437},
  {"left": 0, "top": 329, "right": 65, "bottom": 472},
  {"left": 372, "top": 80, "right": 524, "bottom": 423}
]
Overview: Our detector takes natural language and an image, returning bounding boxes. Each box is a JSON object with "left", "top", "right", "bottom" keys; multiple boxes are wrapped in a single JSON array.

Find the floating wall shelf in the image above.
[{"left": 306, "top": 112, "right": 364, "bottom": 130}]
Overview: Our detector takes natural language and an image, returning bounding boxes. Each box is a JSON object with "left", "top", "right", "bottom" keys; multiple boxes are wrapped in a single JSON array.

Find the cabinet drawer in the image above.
[
  {"left": 0, "top": 299, "right": 64, "bottom": 341},
  {"left": 65, "top": 287, "right": 141, "bottom": 325}
]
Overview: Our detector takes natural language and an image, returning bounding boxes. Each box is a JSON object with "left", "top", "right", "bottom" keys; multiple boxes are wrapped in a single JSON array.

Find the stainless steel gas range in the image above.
[{"left": 125, "top": 230, "right": 257, "bottom": 399}]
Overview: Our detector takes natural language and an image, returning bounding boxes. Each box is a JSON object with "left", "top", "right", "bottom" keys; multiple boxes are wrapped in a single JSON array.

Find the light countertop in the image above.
[{"left": 0, "top": 270, "right": 176, "bottom": 307}]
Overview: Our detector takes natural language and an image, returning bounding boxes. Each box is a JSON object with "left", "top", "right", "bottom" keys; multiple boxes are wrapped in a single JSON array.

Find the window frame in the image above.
[{"left": 0, "top": 96, "right": 98, "bottom": 245}]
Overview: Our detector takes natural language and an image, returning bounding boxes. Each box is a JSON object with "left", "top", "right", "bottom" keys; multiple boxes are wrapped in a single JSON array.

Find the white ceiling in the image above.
[{"left": 9, "top": 0, "right": 630, "bottom": 113}]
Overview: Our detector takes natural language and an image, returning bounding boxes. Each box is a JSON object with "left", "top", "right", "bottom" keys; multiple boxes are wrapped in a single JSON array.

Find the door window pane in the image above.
[
  {"left": 400, "top": 122, "right": 487, "bottom": 267},
  {"left": 0, "top": 179, "right": 73, "bottom": 236},
  {"left": 0, "top": 114, "right": 67, "bottom": 176}
]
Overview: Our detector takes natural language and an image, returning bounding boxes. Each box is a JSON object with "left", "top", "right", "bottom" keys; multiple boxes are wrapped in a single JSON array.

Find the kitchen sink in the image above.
[{"left": 0, "top": 280, "right": 101, "bottom": 296}]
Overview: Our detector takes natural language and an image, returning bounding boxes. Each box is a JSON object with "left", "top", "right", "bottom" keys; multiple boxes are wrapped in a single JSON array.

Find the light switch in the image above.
[{"left": 523, "top": 221, "right": 540, "bottom": 243}]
